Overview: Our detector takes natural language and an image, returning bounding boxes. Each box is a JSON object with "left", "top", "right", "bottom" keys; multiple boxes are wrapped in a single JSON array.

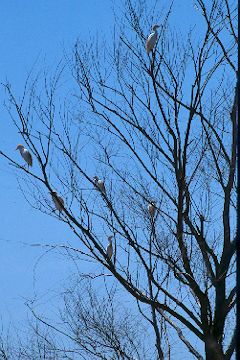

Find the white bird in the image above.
[
  {"left": 16, "top": 144, "right": 33, "bottom": 168},
  {"left": 93, "top": 176, "right": 106, "bottom": 195},
  {"left": 148, "top": 201, "right": 157, "bottom": 218},
  {"left": 106, "top": 235, "right": 113, "bottom": 260},
  {"left": 51, "top": 191, "right": 65, "bottom": 214},
  {"left": 146, "top": 25, "right": 160, "bottom": 54}
]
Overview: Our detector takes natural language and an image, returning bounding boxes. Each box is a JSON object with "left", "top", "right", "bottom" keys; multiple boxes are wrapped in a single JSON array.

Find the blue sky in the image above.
[
  {"left": 0, "top": 0, "right": 116, "bottom": 329},
  {"left": 0, "top": 0, "right": 205, "bottom": 356}
]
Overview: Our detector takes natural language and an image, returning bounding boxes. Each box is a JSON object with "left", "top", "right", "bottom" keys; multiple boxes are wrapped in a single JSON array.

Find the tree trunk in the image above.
[{"left": 205, "top": 336, "right": 224, "bottom": 360}]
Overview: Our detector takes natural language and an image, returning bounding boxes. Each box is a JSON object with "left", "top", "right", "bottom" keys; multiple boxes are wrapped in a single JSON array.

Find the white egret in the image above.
[
  {"left": 16, "top": 144, "right": 33, "bottom": 168},
  {"left": 51, "top": 191, "right": 65, "bottom": 214},
  {"left": 93, "top": 176, "right": 106, "bottom": 195},
  {"left": 106, "top": 235, "right": 113, "bottom": 260},
  {"left": 146, "top": 25, "right": 160, "bottom": 54},
  {"left": 148, "top": 200, "right": 156, "bottom": 218}
]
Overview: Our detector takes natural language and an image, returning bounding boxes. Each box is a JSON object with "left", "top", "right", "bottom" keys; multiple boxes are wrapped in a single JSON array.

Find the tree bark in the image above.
[{"left": 205, "top": 336, "right": 224, "bottom": 360}]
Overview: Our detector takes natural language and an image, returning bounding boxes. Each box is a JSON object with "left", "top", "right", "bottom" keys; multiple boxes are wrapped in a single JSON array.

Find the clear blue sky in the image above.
[{"left": 0, "top": 0, "right": 203, "bottom": 356}]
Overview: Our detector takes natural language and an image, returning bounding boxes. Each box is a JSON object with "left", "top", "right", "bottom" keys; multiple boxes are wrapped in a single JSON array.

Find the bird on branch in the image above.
[
  {"left": 148, "top": 200, "right": 157, "bottom": 219},
  {"left": 16, "top": 144, "right": 33, "bottom": 168},
  {"left": 51, "top": 191, "right": 65, "bottom": 215},
  {"left": 106, "top": 235, "right": 113, "bottom": 260},
  {"left": 93, "top": 176, "right": 106, "bottom": 195},
  {"left": 146, "top": 24, "right": 160, "bottom": 54}
]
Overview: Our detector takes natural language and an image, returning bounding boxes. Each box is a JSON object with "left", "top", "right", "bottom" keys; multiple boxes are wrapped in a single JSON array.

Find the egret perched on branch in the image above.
[
  {"left": 93, "top": 176, "right": 106, "bottom": 195},
  {"left": 146, "top": 25, "right": 160, "bottom": 54},
  {"left": 148, "top": 200, "right": 157, "bottom": 218},
  {"left": 51, "top": 191, "right": 65, "bottom": 214},
  {"left": 16, "top": 144, "right": 33, "bottom": 168},
  {"left": 106, "top": 235, "right": 113, "bottom": 260}
]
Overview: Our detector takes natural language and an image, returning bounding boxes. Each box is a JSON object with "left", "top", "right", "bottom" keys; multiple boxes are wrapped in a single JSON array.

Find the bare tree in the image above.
[
  {"left": 0, "top": 321, "right": 73, "bottom": 360},
  {"left": 0, "top": 0, "right": 237, "bottom": 359},
  {"left": 30, "top": 280, "right": 150, "bottom": 359},
  {"left": 0, "top": 280, "right": 152, "bottom": 360}
]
